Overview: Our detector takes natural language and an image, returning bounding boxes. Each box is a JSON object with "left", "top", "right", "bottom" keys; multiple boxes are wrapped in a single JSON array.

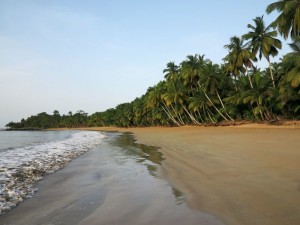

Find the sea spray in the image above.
[{"left": 0, "top": 131, "right": 105, "bottom": 214}]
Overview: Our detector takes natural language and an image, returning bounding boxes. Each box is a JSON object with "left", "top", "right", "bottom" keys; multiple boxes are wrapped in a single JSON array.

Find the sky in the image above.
[{"left": 0, "top": 0, "right": 290, "bottom": 127}]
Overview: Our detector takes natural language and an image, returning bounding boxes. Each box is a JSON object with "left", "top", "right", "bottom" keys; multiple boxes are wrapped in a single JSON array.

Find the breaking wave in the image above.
[{"left": 0, "top": 131, "right": 105, "bottom": 214}]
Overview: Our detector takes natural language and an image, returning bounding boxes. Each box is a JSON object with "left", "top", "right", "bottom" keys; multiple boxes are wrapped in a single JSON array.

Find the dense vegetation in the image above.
[{"left": 6, "top": 0, "right": 300, "bottom": 129}]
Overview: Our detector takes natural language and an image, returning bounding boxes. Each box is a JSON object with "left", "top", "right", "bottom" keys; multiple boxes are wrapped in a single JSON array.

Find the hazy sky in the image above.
[{"left": 0, "top": 0, "right": 290, "bottom": 127}]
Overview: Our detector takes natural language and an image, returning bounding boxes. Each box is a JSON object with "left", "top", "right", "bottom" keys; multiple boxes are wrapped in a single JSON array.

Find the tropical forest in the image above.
[{"left": 6, "top": 0, "right": 300, "bottom": 129}]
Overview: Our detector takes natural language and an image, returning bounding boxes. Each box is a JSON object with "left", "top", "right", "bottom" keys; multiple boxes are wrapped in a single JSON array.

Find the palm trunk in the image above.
[
  {"left": 263, "top": 111, "right": 270, "bottom": 121},
  {"left": 259, "top": 109, "right": 264, "bottom": 120},
  {"left": 196, "top": 109, "right": 204, "bottom": 122},
  {"left": 161, "top": 102, "right": 181, "bottom": 126},
  {"left": 198, "top": 83, "right": 229, "bottom": 121},
  {"left": 267, "top": 59, "right": 275, "bottom": 87},
  {"left": 246, "top": 67, "right": 254, "bottom": 89},
  {"left": 161, "top": 106, "right": 180, "bottom": 126},
  {"left": 233, "top": 74, "right": 238, "bottom": 91},
  {"left": 170, "top": 104, "right": 185, "bottom": 125},
  {"left": 216, "top": 91, "right": 234, "bottom": 121},
  {"left": 178, "top": 110, "right": 186, "bottom": 125},
  {"left": 181, "top": 104, "right": 201, "bottom": 125},
  {"left": 207, "top": 107, "right": 216, "bottom": 123},
  {"left": 202, "top": 106, "right": 209, "bottom": 122}
]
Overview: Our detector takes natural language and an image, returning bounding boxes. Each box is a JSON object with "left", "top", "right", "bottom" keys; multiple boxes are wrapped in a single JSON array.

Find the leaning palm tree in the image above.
[
  {"left": 243, "top": 16, "right": 282, "bottom": 87},
  {"left": 224, "top": 36, "right": 255, "bottom": 89},
  {"left": 162, "top": 79, "right": 202, "bottom": 125},
  {"left": 199, "top": 62, "right": 234, "bottom": 121},
  {"left": 239, "top": 71, "right": 277, "bottom": 120},
  {"left": 189, "top": 91, "right": 217, "bottom": 123},
  {"left": 145, "top": 83, "right": 181, "bottom": 126},
  {"left": 266, "top": 0, "right": 300, "bottom": 39}
]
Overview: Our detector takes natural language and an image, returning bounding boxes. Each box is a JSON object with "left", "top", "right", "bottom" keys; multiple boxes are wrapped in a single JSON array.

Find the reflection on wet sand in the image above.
[
  {"left": 0, "top": 132, "right": 225, "bottom": 225},
  {"left": 109, "top": 132, "right": 185, "bottom": 202},
  {"left": 110, "top": 132, "right": 164, "bottom": 164}
]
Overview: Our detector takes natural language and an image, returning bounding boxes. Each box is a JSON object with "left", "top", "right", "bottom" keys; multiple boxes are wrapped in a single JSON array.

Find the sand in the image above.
[
  {"left": 86, "top": 125, "right": 300, "bottom": 225},
  {"left": 0, "top": 132, "right": 225, "bottom": 225},
  {"left": 2, "top": 125, "right": 300, "bottom": 225}
]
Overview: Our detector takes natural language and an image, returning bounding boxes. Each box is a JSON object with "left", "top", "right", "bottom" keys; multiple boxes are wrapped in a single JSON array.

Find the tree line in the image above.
[
  {"left": 6, "top": 0, "right": 300, "bottom": 129},
  {"left": 6, "top": 110, "right": 89, "bottom": 129}
]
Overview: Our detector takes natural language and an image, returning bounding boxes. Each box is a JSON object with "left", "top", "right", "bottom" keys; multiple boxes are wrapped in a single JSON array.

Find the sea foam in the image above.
[{"left": 0, "top": 131, "right": 105, "bottom": 214}]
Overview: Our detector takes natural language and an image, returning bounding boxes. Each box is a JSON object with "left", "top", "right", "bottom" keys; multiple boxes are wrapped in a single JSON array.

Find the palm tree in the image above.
[
  {"left": 162, "top": 80, "right": 187, "bottom": 125},
  {"left": 289, "top": 36, "right": 300, "bottom": 52},
  {"left": 199, "top": 62, "right": 234, "bottom": 121},
  {"left": 163, "top": 79, "right": 202, "bottom": 125},
  {"left": 280, "top": 37, "right": 300, "bottom": 88},
  {"left": 243, "top": 16, "right": 282, "bottom": 87},
  {"left": 145, "top": 83, "right": 181, "bottom": 126},
  {"left": 163, "top": 62, "right": 179, "bottom": 81},
  {"left": 266, "top": 0, "right": 300, "bottom": 39},
  {"left": 180, "top": 55, "right": 202, "bottom": 89},
  {"left": 239, "top": 71, "right": 277, "bottom": 120},
  {"left": 132, "top": 97, "right": 145, "bottom": 126},
  {"left": 189, "top": 91, "right": 217, "bottom": 123},
  {"left": 224, "top": 36, "right": 255, "bottom": 88}
]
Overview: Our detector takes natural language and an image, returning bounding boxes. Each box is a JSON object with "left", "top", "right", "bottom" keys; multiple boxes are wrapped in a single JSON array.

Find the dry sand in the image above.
[{"left": 86, "top": 125, "right": 300, "bottom": 225}]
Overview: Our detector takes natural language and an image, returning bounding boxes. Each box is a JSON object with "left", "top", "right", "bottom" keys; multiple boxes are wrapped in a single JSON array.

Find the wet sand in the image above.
[
  {"left": 0, "top": 132, "right": 224, "bottom": 225},
  {"left": 86, "top": 125, "right": 300, "bottom": 225}
]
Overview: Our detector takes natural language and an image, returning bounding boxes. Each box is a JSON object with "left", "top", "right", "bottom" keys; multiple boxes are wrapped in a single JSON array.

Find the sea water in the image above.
[{"left": 0, "top": 130, "right": 104, "bottom": 214}]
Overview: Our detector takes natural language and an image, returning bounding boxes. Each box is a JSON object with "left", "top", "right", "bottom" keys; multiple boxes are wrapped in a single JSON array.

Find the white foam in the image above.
[{"left": 0, "top": 131, "right": 105, "bottom": 214}]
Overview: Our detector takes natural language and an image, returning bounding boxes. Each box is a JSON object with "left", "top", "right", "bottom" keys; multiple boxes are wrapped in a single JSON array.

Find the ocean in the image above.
[{"left": 0, "top": 130, "right": 105, "bottom": 214}]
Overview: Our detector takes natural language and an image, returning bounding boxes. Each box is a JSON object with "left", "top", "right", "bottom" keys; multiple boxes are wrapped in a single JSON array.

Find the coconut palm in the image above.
[
  {"left": 280, "top": 37, "right": 300, "bottom": 88},
  {"left": 224, "top": 36, "right": 255, "bottom": 88},
  {"left": 163, "top": 62, "right": 179, "bottom": 81},
  {"left": 162, "top": 80, "right": 186, "bottom": 125},
  {"left": 145, "top": 82, "right": 181, "bottom": 126},
  {"left": 162, "top": 79, "right": 203, "bottom": 125},
  {"left": 289, "top": 36, "right": 300, "bottom": 52},
  {"left": 180, "top": 55, "right": 202, "bottom": 89},
  {"left": 266, "top": 0, "right": 300, "bottom": 39},
  {"left": 239, "top": 72, "right": 276, "bottom": 120},
  {"left": 243, "top": 16, "right": 282, "bottom": 87},
  {"left": 199, "top": 62, "right": 234, "bottom": 121},
  {"left": 188, "top": 91, "right": 217, "bottom": 123}
]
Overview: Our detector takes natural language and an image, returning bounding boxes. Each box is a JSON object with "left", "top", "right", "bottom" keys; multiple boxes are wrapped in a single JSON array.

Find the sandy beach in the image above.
[
  {"left": 86, "top": 125, "right": 300, "bottom": 225},
  {"left": 1, "top": 125, "right": 300, "bottom": 225},
  {"left": 0, "top": 131, "right": 224, "bottom": 225}
]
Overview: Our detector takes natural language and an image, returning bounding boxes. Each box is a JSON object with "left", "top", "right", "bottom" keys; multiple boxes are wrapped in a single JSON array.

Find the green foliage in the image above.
[{"left": 266, "top": 0, "right": 300, "bottom": 39}]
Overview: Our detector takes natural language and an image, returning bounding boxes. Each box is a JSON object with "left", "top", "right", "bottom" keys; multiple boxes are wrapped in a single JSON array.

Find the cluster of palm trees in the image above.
[
  {"left": 6, "top": 110, "right": 89, "bottom": 129},
  {"left": 85, "top": 1, "right": 298, "bottom": 127},
  {"left": 6, "top": 0, "right": 300, "bottom": 129}
]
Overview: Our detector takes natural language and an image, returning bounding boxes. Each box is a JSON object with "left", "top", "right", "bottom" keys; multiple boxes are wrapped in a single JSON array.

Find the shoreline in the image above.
[
  {"left": 76, "top": 125, "right": 300, "bottom": 225},
  {"left": 0, "top": 131, "right": 225, "bottom": 225}
]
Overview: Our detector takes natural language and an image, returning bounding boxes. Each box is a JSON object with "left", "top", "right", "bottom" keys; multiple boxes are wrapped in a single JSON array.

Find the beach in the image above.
[
  {"left": 87, "top": 125, "right": 300, "bottom": 225},
  {"left": 0, "top": 131, "right": 224, "bottom": 225},
  {"left": 1, "top": 125, "right": 300, "bottom": 225}
]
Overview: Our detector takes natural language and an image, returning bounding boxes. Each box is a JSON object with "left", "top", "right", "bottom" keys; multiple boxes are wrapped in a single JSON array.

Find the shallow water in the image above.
[
  {"left": 0, "top": 130, "right": 75, "bottom": 151},
  {"left": 0, "top": 130, "right": 104, "bottom": 214},
  {"left": 0, "top": 132, "right": 224, "bottom": 225}
]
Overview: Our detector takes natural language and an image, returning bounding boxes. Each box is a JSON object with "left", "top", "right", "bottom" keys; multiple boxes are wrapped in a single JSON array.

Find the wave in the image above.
[{"left": 0, "top": 131, "right": 105, "bottom": 214}]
